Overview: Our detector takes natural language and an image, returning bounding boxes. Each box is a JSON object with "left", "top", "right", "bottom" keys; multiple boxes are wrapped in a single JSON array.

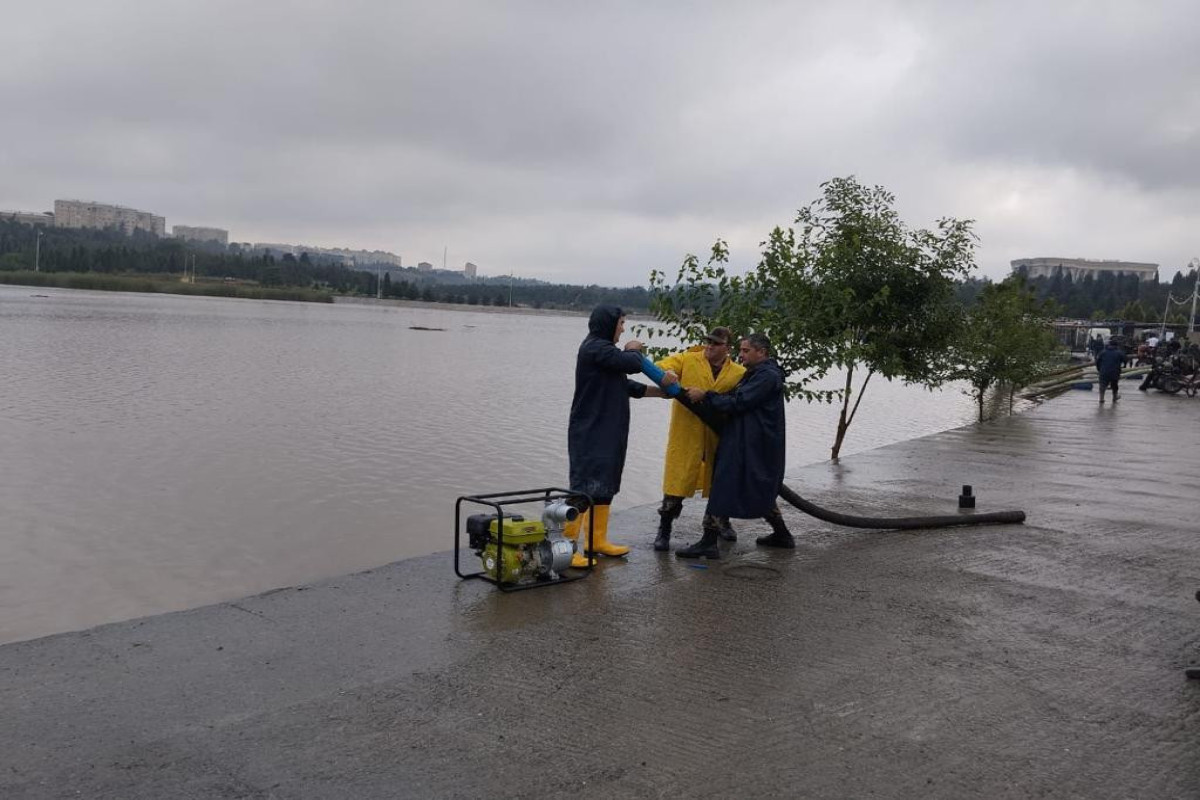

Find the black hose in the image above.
[
  {"left": 671, "top": 392, "right": 1026, "bottom": 531},
  {"left": 777, "top": 483, "right": 1025, "bottom": 529}
]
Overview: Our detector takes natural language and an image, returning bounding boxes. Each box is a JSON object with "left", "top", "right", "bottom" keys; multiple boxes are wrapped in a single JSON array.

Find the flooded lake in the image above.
[{"left": 1, "top": 285, "right": 1006, "bottom": 643}]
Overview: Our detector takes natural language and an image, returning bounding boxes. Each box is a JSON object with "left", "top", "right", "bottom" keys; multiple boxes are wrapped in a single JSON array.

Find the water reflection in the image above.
[{"left": 0, "top": 286, "right": 1015, "bottom": 643}]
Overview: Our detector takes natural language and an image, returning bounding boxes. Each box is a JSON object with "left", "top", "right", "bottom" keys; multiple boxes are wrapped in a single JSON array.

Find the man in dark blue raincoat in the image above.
[
  {"left": 675, "top": 332, "right": 795, "bottom": 558},
  {"left": 1095, "top": 338, "right": 1123, "bottom": 404},
  {"left": 564, "top": 305, "right": 661, "bottom": 567}
]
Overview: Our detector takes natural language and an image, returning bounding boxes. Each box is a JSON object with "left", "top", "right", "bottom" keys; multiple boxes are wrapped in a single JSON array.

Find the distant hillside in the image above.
[
  {"left": 0, "top": 219, "right": 652, "bottom": 310},
  {"left": 371, "top": 267, "right": 649, "bottom": 311},
  {"left": 365, "top": 264, "right": 547, "bottom": 288}
]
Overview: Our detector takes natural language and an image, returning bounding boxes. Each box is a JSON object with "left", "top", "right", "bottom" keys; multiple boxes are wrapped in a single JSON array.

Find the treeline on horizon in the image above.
[
  {"left": 955, "top": 266, "right": 1199, "bottom": 323},
  {"left": 2, "top": 218, "right": 1196, "bottom": 320},
  {"left": 0, "top": 219, "right": 649, "bottom": 310}
]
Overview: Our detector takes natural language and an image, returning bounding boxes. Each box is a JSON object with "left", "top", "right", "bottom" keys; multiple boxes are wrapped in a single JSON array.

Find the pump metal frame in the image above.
[{"left": 454, "top": 487, "right": 594, "bottom": 592}]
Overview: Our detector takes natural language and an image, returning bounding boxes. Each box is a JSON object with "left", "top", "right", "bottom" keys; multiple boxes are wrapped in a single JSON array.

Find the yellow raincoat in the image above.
[{"left": 656, "top": 346, "right": 745, "bottom": 497}]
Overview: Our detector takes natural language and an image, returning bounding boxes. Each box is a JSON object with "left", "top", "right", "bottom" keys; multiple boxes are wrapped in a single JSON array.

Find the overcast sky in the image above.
[{"left": 3, "top": 0, "right": 1198, "bottom": 285}]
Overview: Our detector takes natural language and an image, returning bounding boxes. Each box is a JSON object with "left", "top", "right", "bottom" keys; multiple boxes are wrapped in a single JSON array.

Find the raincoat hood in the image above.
[{"left": 587, "top": 305, "right": 624, "bottom": 341}]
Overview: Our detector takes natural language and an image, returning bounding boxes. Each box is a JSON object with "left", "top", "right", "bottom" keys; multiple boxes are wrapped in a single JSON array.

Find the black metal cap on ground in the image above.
[{"left": 958, "top": 485, "right": 976, "bottom": 509}]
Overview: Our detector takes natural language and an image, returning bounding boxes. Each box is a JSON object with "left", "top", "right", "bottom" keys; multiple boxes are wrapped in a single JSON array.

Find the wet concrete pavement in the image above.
[{"left": 3, "top": 385, "right": 1200, "bottom": 798}]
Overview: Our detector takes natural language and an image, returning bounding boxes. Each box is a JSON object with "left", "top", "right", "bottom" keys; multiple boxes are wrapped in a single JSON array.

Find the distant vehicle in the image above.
[
  {"left": 1086, "top": 327, "right": 1112, "bottom": 343},
  {"left": 1134, "top": 328, "right": 1161, "bottom": 343}
]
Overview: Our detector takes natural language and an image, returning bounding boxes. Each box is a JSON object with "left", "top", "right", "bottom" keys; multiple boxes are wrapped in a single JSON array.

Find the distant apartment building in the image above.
[
  {"left": 463, "top": 262, "right": 477, "bottom": 279},
  {"left": 173, "top": 225, "right": 228, "bottom": 246},
  {"left": 328, "top": 248, "right": 403, "bottom": 267},
  {"left": 417, "top": 261, "right": 433, "bottom": 272},
  {"left": 1011, "top": 257, "right": 1158, "bottom": 283},
  {"left": 1, "top": 210, "right": 55, "bottom": 227},
  {"left": 254, "top": 242, "right": 298, "bottom": 256},
  {"left": 249, "top": 243, "right": 401, "bottom": 267},
  {"left": 54, "top": 200, "right": 165, "bottom": 236}
]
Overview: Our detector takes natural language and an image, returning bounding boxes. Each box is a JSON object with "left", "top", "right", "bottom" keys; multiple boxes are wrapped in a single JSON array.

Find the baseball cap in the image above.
[{"left": 704, "top": 327, "right": 732, "bottom": 346}]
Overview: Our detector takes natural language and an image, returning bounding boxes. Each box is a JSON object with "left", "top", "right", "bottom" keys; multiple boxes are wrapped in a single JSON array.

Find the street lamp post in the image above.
[
  {"left": 35, "top": 230, "right": 43, "bottom": 272},
  {"left": 1188, "top": 257, "right": 1200, "bottom": 341}
]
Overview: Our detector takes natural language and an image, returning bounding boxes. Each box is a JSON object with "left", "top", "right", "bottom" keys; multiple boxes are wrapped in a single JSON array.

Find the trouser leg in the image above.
[
  {"left": 714, "top": 514, "right": 737, "bottom": 542},
  {"left": 655, "top": 495, "right": 683, "bottom": 552}
]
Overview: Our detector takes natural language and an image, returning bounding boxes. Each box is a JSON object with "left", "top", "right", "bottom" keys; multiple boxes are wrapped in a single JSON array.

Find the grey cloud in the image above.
[
  {"left": 3, "top": 0, "right": 1198, "bottom": 283},
  {"left": 887, "top": 1, "right": 1200, "bottom": 191}
]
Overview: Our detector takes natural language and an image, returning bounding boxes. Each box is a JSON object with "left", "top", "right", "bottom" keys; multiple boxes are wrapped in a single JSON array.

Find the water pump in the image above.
[{"left": 465, "top": 500, "right": 578, "bottom": 585}]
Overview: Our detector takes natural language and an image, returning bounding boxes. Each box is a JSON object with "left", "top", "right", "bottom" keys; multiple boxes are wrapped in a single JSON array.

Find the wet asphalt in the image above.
[{"left": 3, "top": 383, "right": 1200, "bottom": 799}]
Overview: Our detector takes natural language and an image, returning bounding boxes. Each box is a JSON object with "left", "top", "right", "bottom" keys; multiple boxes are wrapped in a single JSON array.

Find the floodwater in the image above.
[{"left": 0, "top": 286, "right": 1007, "bottom": 643}]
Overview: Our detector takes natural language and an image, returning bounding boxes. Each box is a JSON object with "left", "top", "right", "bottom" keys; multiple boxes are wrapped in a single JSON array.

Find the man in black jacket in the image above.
[
  {"left": 1095, "top": 338, "right": 1123, "bottom": 404},
  {"left": 675, "top": 332, "right": 794, "bottom": 558},
  {"left": 564, "top": 305, "right": 662, "bottom": 567}
]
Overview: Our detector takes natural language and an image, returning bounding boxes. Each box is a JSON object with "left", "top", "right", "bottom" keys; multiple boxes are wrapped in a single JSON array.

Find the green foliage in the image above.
[
  {"left": 0, "top": 219, "right": 373, "bottom": 293},
  {"left": 1020, "top": 265, "right": 1197, "bottom": 322},
  {"left": 0, "top": 219, "right": 661, "bottom": 310},
  {"left": 1117, "top": 300, "right": 1151, "bottom": 321},
  {"left": 0, "top": 252, "right": 27, "bottom": 270},
  {"left": 948, "top": 276, "right": 1062, "bottom": 422},
  {"left": 643, "top": 176, "right": 977, "bottom": 459}
]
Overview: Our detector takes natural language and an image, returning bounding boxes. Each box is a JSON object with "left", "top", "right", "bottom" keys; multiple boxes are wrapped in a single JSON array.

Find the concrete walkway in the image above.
[{"left": 4, "top": 385, "right": 1200, "bottom": 799}]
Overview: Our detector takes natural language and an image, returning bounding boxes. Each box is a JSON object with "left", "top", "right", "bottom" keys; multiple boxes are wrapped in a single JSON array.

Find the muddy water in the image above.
[{"left": 0, "top": 285, "right": 1006, "bottom": 643}]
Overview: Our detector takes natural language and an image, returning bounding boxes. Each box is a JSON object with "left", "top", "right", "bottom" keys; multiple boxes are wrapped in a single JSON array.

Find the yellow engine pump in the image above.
[{"left": 466, "top": 500, "right": 577, "bottom": 585}]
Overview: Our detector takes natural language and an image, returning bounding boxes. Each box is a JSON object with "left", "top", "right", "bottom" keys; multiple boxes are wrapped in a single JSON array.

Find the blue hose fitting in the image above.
[{"left": 640, "top": 356, "right": 682, "bottom": 397}]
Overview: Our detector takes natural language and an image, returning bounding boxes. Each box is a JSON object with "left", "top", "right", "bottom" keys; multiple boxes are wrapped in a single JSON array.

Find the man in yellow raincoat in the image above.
[{"left": 652, "top": 327, "right": 745, "bottom": 551}]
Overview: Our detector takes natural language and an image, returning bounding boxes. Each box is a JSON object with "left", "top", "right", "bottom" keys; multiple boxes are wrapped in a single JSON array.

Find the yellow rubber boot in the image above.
[
  {"left": 568, "top": 512, "right": 594, "bottom": 569},
  {"left": 562, "top": 514, "right": 583, "bottom": 542},
  {"left": 587, "top": 505, "right": 630, "bottom": 558}
]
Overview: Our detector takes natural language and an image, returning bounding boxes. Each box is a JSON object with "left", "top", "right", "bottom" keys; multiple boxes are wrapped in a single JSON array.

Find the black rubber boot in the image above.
[
  {"left": 756, "top": 508, "right": 795, "bottom": 549},
  {"left": 653, "top": 519, "right": 672, "bottom": 552},
  {"left": 675, "top": 522, "right": 720, "bottom": 559},
  {"left": 655, "top": 496, "right": 683, "bottom": 552}
]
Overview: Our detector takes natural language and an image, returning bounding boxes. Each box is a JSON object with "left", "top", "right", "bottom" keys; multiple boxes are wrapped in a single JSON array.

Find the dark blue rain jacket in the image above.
[
  {"left": 568, "top": 305, "right": 647, "bottom": 501},
  {"left": 704, "top": 358, "right": 786, "bottom": 518},
  {"left": 1095, "top": 344, "right": 1124, "bottom": 381}
]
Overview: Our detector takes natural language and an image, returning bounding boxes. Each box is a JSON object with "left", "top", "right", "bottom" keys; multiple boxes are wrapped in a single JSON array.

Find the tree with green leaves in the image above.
[
  {"left": 948, "top": 276, "right": 1062, "bottom": 422},
  {"left": 1118, "top": 299, "right": 1151, "bottom": 322},
  {"left": 644, "top": 176, "right": 977, "bottom": 460}
]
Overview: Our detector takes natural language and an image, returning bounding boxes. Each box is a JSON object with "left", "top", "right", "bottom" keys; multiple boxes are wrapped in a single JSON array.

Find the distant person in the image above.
[
  {"left": 651, "top": 327, "right": 746, "bottom": 552},
  {"left": 1136, "top": 340, "right": 1151, "bottom": 366},
  {"left": 563, "top": 305, "right": 663, "bottom": 567},
  {"left": 675, "top": 333, "right": 794, "bottom": 559},
  {"left": 1095, "top": 338, "right": 1124, "bottom": 404},
  {"left": 1088, "top": 335, "right": 1104, "bottom": 360}
]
